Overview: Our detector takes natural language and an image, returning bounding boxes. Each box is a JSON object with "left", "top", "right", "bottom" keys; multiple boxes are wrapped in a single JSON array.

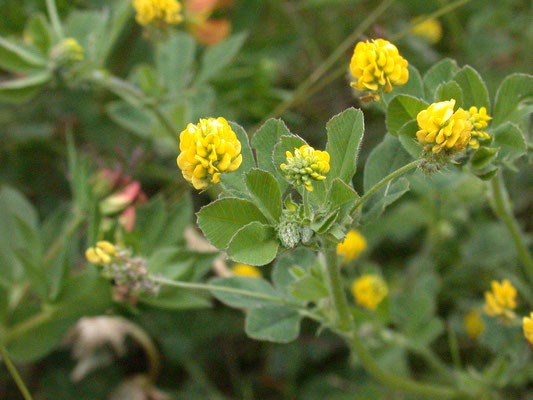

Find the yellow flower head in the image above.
[
  {"left": 50, "top": 38, "right": 84, "bottom": 64},
  {"left": 85, "top": 241, "right": 117, "bottom": 264},
  {"left": 231, "top": 263, "right": 262, "bottom": 278},
  {"left": 467, "top": 106, "right": 492, "bottom": 149},
  {"left": 132, "top": 0, "right": 183, "bottom": 27},
  {"left": 336, "top": 229, "right": 367, "bottom": 263},
  {"left": 411, "top": 16, "right": 442, "bottom": 45},
  {"left": 177, "top": 117, "right": 242, "bottom": 190},
  {"left": 484, "top": 279, "right": 517, "bottom": 321},
  {"left": 350, "top": 39, "right": 409, "bottom": 94},
  {"left": 416, "top": 99, "right": 472, "bottom": 153},
  {"left": 280, "top": 145, "right": 330, "bottom": 192},
  {"left": 463, "top": 310, "right": 485, "bottom": 339},
  {"left": 351, "top": 274, "right": 388, "bottom": 310},
  {"left": 522, "top": 312, "right": 533, "bottom": 344}
]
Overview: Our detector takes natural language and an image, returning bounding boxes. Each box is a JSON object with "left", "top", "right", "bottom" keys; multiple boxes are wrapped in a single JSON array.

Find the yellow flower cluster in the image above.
[
  {"left": 177, "top": 117, "right": 242, "bottom": 190},
  {"left": 351, "top": 274, "right": 388, "bottom": 310},
  {"left": 416, "top": 99, "right": 472, "bottom": 153},
  {"left": 132, "top": 0, "right": 183, "bottom": 27},
  {"left": 523, "top": 312, "right": 533, "bottom": 344},
  {"left": 463, "top": 310, "right": 485, "bottom": 339},
  {"left": 280, "top": 145, "right": 330, "bottom": 192},
  {"left": 350, "top": 39, "right": 409, "bottom": 94},
  {"left": 468, "top": 106, "right": 492, "bottom": 149},
  {"left": 484, "top": 279, "right": 517, "bottom": 321},
  {"left": 86, "top": 241, "right": 117, "bottom": 264},
  {"left": 411, "top": 17, "right": 442, "bottom": 45},
  {"left": 336, "top": 229, "right": 367, "bottom": 263},
  {"left": 232, "top": 263, "right": 262, "bottom": 278}
]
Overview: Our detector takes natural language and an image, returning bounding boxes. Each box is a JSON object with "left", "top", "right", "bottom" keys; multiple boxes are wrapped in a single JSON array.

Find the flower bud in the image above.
[
  {"left": 132, "top": 0, "right": 183, "bottom": 27},
  {"left": 351, "top": 274, "right": 388, "bottom": 310},
  {"left": 50, "top": 38, "right": 84, "bottom": 65},
  {"left": 280, "top": 145, "right": 330, "bottom": 192}
]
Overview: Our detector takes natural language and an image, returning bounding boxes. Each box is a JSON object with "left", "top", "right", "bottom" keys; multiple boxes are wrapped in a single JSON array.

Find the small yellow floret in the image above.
[
  {"left": 463, "top": 310, "right": 485, "bottom": 339},
  {"left": 351, "top": 274, "right": 388, "bottom": 310},
  {"left": 349, "top": 39, "right": 409, "bottom": 94},
  {"left": 177, "top": 117, "right": 242, "bottom": 190},
  {"left": 132, "top": 0, "right": 183, "bottom": 27},
  {"left": 522, "top": 312, "right": 533, "bottom": 344},
  {"left": 85, "top": 241, "right": 117, "bottom": 264},
  {"left": 467, "top": 106, "right": 492, "bottom": 149},
  {"left": 484, "top": 279, "right": 517, "bottom": 321},
  {"left": 280, "top": 145, "right": 330, "bottom": 192},
  {"left": 411, "top": 17, "right": 442, "bottom": 44},
  {"left": 336, "top": 230, "right": 367, "bottom": 263},
  {"left": 416, "top": 99, "right": 472, "bottom": 153},
  {"left": 232, "top": 263, "right": 262, "bottom": 278}
]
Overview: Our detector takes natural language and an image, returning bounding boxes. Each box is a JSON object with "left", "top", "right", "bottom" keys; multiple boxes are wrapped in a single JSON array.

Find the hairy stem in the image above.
[
  {"left": 323, "top": 244, "right": 353, "bottom": 332},
  {"left": 489, "top": 172, "right": 533, "bottom": 286},
  {"left": 0, "top": 339, "right": 34, "bottom": 400},
  {"left": 352, "top": 160, "right": 419, "bottom": 213}
]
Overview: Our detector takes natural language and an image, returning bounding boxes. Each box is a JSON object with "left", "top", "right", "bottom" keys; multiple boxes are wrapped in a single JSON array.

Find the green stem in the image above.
[
  {"left": 254, "top": 0, "right": 395, "bottom": 129},
  {"left": 323, "top": 244, "right": 353, "bottom": 332},
  {"left": 0, "top": 339, "right": 34, "bottom": 400},
  {"left": 152, "top": 276, "right": 297, "bottom": 306},
  {"left": 347, "top": 332, "right": 461, "bottom": 399},
  {"left": 322, "top": 243, "right": 464, "bottom": 398},
  {"left": 446, "top": 322, "right": 462, "bottom": 370},
  {"left": 352, "top": 160, "right": 419, "bottom": 213},
  {"left": 2, "top": 306, "right": 55, "bottom": 344},
  {"left": 45, "top": 0, "right": 64, "bottom": 40},
  {"left": 489, "top": 172, "right": 533, "bottom": 286}
]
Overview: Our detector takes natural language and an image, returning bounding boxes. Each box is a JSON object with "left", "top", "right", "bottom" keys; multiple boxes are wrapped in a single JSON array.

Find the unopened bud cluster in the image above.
[
  {"left": 86, "top": 242, "right": 160, "bottom": 302},
  {"left": 280, "top": 145, "right": 330, "bottom": 192}
]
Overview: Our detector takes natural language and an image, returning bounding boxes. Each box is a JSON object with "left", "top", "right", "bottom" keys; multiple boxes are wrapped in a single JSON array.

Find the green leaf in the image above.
[
  {"left": 325, "top": 108, "right": 364, "bottom": 185},
  {"left": 245, "top": 305, "right": 301, "bottom": 343},
  {"left": 220, "top": 121, "right": 255, "bottom": 196},
  {"left": 364, "top": 135, "right": 413, "bottom": 192},
  {"left": 64, "top": 10, "right": 108, "bottom": 62},
  {"left": 227, "top": 222, "right": 279, "bottom": 266},
  {"left": 382, "top": 64, "right": 424, "bottom": 104},
  {"left": 251, "top": 119, "right": 292, "bottom": 189},
  {"left": 272, "top": 249, "right": 317, "bottom": 296},
  {"left": 197, "top": 32, "right": 247, "bottom": 83},
  {"left": 0, "top": 71, "right": 51, "bottom": 103},
  {"left": 290, "top": 275, "right": 328, "bottom": 302},
  {"left": 147, "top": 247, "right": 216, "bottom": 282},
  {"left": 197, "top": 198, "right": 269, "bottom": 249},
  {"left": 140, "top": 286, "right": 211, "bottom": 310},
  {"left": 24, "top": 14, "right": 53, "bottom": 54},
  {"left": 245, "top": 169, "right": 282, "bottom": 223},
  {"left": 423, "top": 58, "right": 459, "bottom": 100},
  {"left": 0, "top": 36, "right": 47, "bottom": 73},
  {"left": 209, "top": 276, "right": 281, "bottom": 308},
  {"left": 435, "top": 81, "right": 463, "bottom": 107},
  {"left": 470, "top": 147, "right": 499, "bottom": 170},
  {"left": 453, "top": 65, "right": 490, "bottom": 111},
  {"left": 493, "top": 73, "right": 533, "bottom": 128},
  {"left": 386, "top": 95, "right": 428, "bottom": 136},
  {"left": 327, "top": 178, "right": 358, "bottom": 210},
  {"left": 155, "top": 31, "right": 196, "bottom": 93},
  {"left": 157, "top": 194, "right": 193, "bottom": 247},
  {"left": 398, "top": 120, "right": 423, "bottom": 158},
  {"left": 136, "top": 195, "right": 168, "bottom": 254},
  {"left": 106, "top": 100, "right": 156, "bottom": 137},
  {"left": 492, "top": 122, "right": 527, "bottom": 163}
]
